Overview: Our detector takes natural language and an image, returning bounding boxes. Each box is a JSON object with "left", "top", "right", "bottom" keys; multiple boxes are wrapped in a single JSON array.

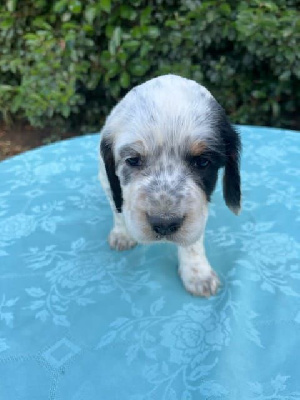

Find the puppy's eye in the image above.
[
  {"left": 190, "top": 156, "right": 210, "bottom": 169},
  {"left": 126, "top": 157, "right": 142, "bottom": 167}
]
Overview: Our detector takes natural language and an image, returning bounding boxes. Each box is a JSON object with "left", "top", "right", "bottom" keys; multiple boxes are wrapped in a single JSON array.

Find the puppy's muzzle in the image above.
[{"left": 147, "top": 214, "right": 184, "bottom": 236}]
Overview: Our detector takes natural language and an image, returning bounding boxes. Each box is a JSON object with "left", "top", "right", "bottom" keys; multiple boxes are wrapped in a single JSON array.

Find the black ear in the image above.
[
  {"left": 220, "top": 117, "right": 241, "bottom": 215},
  {"left": 100, "top": 137, "right": 123, "bottom": 213}
]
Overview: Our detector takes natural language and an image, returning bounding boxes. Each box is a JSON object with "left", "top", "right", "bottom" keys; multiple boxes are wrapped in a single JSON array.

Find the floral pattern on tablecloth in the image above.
[{"left": 0, "top": 126, "right": 299, "bottom": 399}]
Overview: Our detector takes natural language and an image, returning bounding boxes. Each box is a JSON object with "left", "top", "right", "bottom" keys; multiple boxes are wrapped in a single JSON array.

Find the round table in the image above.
[{"left": 0, "top": 126, "right": 299, "bottom": 399}]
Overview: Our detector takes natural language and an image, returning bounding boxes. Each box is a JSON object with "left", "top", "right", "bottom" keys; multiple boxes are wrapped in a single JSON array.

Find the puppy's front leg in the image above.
[
  {"left": 178, "top": 236, "right": 220, "bottom": 297},
  {"left": 99, "top": 159, "right": 136, "bottom": 251},
  {"left": 108, "top": 211, "right": 137, "bottom": 251}
]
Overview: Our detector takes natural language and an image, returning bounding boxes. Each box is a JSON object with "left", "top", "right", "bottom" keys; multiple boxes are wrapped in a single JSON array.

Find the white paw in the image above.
[
  {"left": 179, "top": 267, "right": 220, "bottom": 297},
  {"left": 108, "top": 229, "right": 137, "bottom": 251}
]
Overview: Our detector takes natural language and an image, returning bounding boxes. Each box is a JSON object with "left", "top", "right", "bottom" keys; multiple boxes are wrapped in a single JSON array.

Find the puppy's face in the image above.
[
  {"left": 115, "top": 139, "right": 223, "bottom": 245},
  {"left": 101, "top": 75, "right": 241, "bottom": 246}
]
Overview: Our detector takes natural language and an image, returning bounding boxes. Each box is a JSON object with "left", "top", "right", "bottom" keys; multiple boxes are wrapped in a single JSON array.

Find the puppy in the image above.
[{"left": 99, "top": 75, "right": 241, "bottom": 297}]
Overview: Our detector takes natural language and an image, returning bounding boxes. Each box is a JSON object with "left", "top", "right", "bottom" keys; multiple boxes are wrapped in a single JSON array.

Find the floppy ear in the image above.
[
  {"left": 100, "top": 137, "right": 123, "bottom": 213},
  {"left": 220, "top": 117, "right": 241, "bottom": 215}
]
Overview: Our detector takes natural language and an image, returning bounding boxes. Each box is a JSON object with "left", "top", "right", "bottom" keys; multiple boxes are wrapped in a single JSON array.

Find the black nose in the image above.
[{"left": 148, "top": 215, "right": 184, "bottom": 236}]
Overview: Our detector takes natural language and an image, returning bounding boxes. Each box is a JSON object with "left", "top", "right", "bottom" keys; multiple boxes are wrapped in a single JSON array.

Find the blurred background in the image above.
[{"left": 0, "top": 0, "right": 299, "bottom": 159}]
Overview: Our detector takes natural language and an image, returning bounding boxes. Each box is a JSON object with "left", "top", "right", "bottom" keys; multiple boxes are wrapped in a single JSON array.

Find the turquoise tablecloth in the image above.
[{"left": 0, "top": 126, "right": 299, "bottom": 399}]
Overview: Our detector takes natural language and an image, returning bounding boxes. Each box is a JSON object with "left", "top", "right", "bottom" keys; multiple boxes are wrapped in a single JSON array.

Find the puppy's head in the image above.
[{"left": 100, "top": 75, "right": 241, "bottom": 246}]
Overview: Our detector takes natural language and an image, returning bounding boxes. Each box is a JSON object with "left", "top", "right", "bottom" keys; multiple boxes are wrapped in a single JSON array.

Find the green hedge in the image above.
[{"left": 0, "top": 0, "right": 299, "bottom": 132}]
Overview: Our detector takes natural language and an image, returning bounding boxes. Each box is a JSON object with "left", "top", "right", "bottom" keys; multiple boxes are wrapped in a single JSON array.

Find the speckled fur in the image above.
[{"left": 99, "top": 74, "right": 241, "bottom": 297}]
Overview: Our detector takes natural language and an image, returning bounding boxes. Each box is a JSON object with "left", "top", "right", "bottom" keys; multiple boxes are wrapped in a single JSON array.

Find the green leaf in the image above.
[
  {"left": 24, "top": 33, "right": 39, "bottom": 41},
  {"left": 62, "top": 12, "right": 71, "bottom": 21},
  {"left": 123, "top": 40, "right": 139, "bottom": 50},
  {"left": 251, "top": 90, "right": 266, "bottom": 99},
  {"left": 100, "top": 0, "right": 111, "bottom": 13},
  {"left": 6, "top": 0, "right": 17, "bottom": 12},
  {"left": 0, "top": 84, "right": 14, "bottom": 92},
  {"left": 140, "top": 41, "right": 152, "bottom": 57},
  {"left": 109, "top": 26, "right": 122, "bottom": 55},
  {"left": 120, "top": 71, "right": 130, "bottom": 88},
  {"left": 220, "top": 3, "right": 231, "bottom": 14},
  {"left": 32, "top": 18, "right": 52, "bottom": 30},
  {"left": 129, "top": 60, "right": 150, "bottom": 76},
  {"left": 117, "top": 50, "right": 127, "bottom": 64},
  {"left": 105, "top": 63, "right": 120, "bottom": 79},
  {"left": 279, "top": 71, "right": 291, "bottom": 81},
  {"left": 147, "top": 26, "right": 160, "bottom": 39},
  {"left": 120, "top": 5, "right": 137, "bottom": 20},
  {"left": 69, "top": 0, "right": 82, "bottom": 14},
  {"left": 140, "top": 7, "right": 152, "bottom": 25},
  {"left": 53, "top": 0, "right": 68, "bottom": 13},
  {"left": 85, "top": 6, "right": 97, "bottom": 23},
  {"left": 105, "top": 25, "right": 114, "bottom": 38},
  {"left": 0, "top": 17, "right": 13, "bottom": 29},
  {"left": 82, "top": 24, "right": 94, "bottom": 33},
  {"left": 131, "top": 26, "right": 142, "bottom": 39}
]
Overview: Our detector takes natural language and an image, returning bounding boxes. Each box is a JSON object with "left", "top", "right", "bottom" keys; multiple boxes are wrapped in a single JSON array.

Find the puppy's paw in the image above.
[
  {"left": 108, "top": 229, "right": 137, "bottom": 251},
  {"left": 179, "top": 267, "right": 220, "bottom": 297}
]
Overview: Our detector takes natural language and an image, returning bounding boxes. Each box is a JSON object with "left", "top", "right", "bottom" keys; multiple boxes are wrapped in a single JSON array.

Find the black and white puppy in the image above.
[{"left": 99, "top": 75, "right": 241, "bottom": 297}]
